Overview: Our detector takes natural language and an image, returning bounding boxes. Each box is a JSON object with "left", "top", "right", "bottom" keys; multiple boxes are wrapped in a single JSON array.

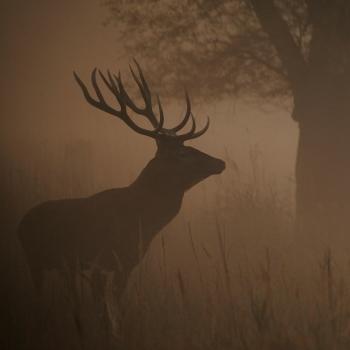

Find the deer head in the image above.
[{"left": 73, "top": 60, "right": 225, "bottom": 192}]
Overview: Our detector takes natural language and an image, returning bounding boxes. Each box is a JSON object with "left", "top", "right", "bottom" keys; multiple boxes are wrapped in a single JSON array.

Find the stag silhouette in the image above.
[{"left": 18, "top": 61, "right": 225, "bottom": 297}]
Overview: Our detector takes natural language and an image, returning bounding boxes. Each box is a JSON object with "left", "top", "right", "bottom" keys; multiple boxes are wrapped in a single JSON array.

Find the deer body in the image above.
[
  {"left": 18, "top": 174, "right": 184, "bottom": 289},
  {"left": 18, "top": 61, "right": 225, "bottom": 295}
]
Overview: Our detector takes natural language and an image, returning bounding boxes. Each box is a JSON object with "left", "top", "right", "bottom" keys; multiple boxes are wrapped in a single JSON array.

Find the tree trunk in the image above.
[{"left": 294, "top": 79, "right": 350, "bottom": 241}]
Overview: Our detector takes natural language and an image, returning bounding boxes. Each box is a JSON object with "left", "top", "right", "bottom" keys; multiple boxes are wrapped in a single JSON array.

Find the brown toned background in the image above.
[
  {"left": 2, "top": 0, "right": 297, "bottom": 188},
  {"left": 1, "top": 0, "right": 298, "bottom": 281}
]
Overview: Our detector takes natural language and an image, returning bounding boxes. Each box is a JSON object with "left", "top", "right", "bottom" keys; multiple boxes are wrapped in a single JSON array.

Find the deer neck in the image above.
[
  {"left": 125, "top": 160, "right": 185, "bottom": 249},
  {"left": 131, "top": 159, "right": 186, "bottom": 199}
]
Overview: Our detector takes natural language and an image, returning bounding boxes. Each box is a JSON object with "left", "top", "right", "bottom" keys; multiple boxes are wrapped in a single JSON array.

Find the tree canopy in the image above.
[
  {"left": 104, "top": 1, "right": 350, "bottom": 113},
  {"left": 104, "top": 0, "right": 313, "bottom": 102}
]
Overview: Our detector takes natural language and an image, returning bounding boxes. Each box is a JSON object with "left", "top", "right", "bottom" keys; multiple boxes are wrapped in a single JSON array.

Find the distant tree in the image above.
[{"left": 105, "top": 0, "right": 350, "bottom": 233}]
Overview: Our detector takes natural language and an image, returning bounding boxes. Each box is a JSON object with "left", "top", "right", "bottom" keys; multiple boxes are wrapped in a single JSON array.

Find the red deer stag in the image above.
[{"left": 18, "top": 61, "right": 225, "bottom": 297}]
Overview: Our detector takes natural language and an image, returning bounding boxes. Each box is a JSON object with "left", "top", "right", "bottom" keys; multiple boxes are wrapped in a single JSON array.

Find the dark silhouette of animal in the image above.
[{"left": 18, "top": 61, "right": 225, "bottom": 297}]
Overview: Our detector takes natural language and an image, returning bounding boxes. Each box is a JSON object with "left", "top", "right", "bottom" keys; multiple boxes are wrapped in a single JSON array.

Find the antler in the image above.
[{"left": 73, "top": 60, "right": 209, "bottom": 142}]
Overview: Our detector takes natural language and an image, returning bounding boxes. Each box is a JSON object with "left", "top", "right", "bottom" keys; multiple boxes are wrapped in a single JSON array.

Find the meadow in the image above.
[{"left": 3, "top": 146, "right": 350, "bottom": 350}]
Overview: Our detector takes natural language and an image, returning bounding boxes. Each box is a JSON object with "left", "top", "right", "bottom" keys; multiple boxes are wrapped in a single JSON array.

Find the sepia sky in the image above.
[{"left": 2, "top": 0, "right": 298, "bottom": 199}]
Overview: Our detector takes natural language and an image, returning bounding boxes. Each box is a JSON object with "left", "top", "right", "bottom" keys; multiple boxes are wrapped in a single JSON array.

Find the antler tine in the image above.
[
  {"left": 174, "top": 113, "right": 196, "bottom": 142},
  {"left": 74, "top": 64, "right": 209, "bottom": 143},
  {"left": 132, "top": 58, "right": 152, "bottom": 99},
  {"left": 73, "top": 70, "right": 163, "bottom": 139},
  {"left": 180, "top": 116, "right": 210, "bottom": 141},
  {"left": 156, "top": 94, "right": 165, "bottom": 132},
  {"left": 73, "top": 70, "right": 100, "bottom": 107},
  {"left": 103, "top": 70, "right": 131, "bottom": 111},
  {"left": 99, "top": 70, "right": 121, "bottom": 103},
  {"left": 169, "top": 92, "right": 192, "bottom": 132},
  {"left": 74, "top": 69, "right": 120, "bottom": 115},
  {"left": 113, "top": 72, "right": 144, "bottom": 115},
  {"left": 112, "top": 65, "right": 164, "bottom": 132},
  {"left": 128, "top": 63, "right": 160, "bottom": 128},
  {"left": 129, "top": 64, "right": 149, "bottom": 102},
  {"left": 91, "top": 69, "right": 107, "bottom": 104}
]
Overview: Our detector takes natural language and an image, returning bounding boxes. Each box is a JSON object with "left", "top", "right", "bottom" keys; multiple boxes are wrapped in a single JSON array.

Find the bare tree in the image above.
[{"left": 105, "top": 0, "right": 350, "bottom": 232}]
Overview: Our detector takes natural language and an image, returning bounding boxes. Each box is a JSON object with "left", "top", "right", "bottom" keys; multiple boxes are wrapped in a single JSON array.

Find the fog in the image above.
[
  {"left": 2, "top": 2, "right": 298, "bottom": 275},
  {"left": 2, "top": 0, "right": 297, "bottom": 208},
  {"left": 2, "top": 2, "right": 305, "bottom": 349}
]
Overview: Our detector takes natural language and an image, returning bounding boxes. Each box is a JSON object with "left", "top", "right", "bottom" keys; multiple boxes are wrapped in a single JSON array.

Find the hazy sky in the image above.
[{"left": 2, "top": 0, "right": 298, "bottom": 197}]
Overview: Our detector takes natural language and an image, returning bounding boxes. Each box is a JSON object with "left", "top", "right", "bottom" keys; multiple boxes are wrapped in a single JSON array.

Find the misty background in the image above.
[
  {"left": 2, "top": 0, "right": 297, "bottom": 215},
  {"left": 1, "top": 1, "right": 300, "bottom": 286},
  {"left": 8, "top": 3, "right": 348, "bottom": 350}
]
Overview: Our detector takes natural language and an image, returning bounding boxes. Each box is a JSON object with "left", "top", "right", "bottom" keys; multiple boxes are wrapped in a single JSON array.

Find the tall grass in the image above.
[
  {"left": 23, "top": 230, "right": 350, "bottom": 350},
  {"left": 4, "top": 147, "right": 350, "bottom": 350}
]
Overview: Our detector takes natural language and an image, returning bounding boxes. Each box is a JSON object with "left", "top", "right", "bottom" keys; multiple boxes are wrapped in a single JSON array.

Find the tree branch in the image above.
[
  {"left": 249, "top": 0, "right": 307, "bottom": 89},
  {"left": 241, "top": 50, "right": 288, "bottom": 80}
]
